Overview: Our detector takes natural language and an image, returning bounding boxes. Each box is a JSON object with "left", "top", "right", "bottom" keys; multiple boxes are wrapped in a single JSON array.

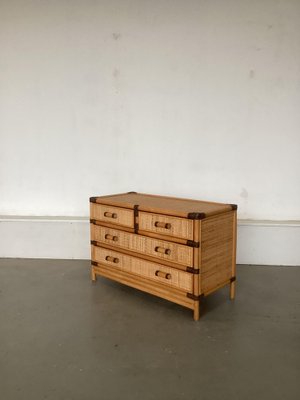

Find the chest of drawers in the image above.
[{"left": 90, "top": 192, "right": 237, "bottom": 320}]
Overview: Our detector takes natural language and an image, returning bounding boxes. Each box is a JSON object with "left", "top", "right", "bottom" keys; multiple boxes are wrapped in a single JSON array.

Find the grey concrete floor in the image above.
[{"left": 0, "top": 259, "right": 299, "bottom": 400}]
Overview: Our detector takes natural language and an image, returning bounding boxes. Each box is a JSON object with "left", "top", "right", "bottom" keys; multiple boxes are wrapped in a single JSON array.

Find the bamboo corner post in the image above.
[{"left": 230, "top": 209, "right": 237, "bottom": 300}]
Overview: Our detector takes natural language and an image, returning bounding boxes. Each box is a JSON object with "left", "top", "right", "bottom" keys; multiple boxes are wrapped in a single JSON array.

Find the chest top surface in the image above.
[{"left": 90, "top": 192, "right": 235, "bottom": 219}]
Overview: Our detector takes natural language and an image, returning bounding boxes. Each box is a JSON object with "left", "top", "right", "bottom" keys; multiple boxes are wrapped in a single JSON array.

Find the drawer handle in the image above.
[
  {"left": 155, "top": 246, "right": 171, "bottom": 255},
  {"left": 104, "top": 212, "right": 117, "bottom": 219},
  {"left": 155, "top": 270, "right": 171, "bottom": 280},
  {"left": 105, "top": 234, "right": 118, "bottom": 241},
  {"left": 154, "top": 221, "right": 171, "bottom": 229},
  {"left": 105, "top": 255, "right": 119, "bottom": 263}
]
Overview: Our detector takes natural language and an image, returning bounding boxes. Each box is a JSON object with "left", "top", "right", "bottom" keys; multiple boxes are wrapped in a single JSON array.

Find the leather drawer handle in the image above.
[
  {"left": 155, "top": 270, "right": 171, "bottom": 280},
  {"left": 155, "top": 246, "right": 171, "bottom": 255},
  {"left": 105, "top": 255, "right": 119, "bottom": 264},
  {"left": 105, "top": 234, "right": 118, "bottom": 241},
  {"left": 104, "top": 211, "right": 117, "bottom": 219},
  {"left": 154, "top": 221, "right": 171, "bottom": 229}
]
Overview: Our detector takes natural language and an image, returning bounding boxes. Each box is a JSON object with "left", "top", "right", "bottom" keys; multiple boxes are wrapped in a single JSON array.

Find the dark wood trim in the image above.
[
  {"left": 187, "top": 212, "right": 206, "bottom": 220},
  {"left": 186, "top": 267, "right": 200, "bottom": 274},
  {"left": 187, "top": 240, "right": 200, "bottom": 248},
  {"left": 134, "top": 204, "right": 139, "bottom": 233},
  {"left": 186, "top": 293, "right": 204, "bottom": 301}
]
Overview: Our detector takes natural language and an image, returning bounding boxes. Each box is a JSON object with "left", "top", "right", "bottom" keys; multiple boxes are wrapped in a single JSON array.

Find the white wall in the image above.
[{"left": 0, "top": 1, "right": 299, "bottom": 263}]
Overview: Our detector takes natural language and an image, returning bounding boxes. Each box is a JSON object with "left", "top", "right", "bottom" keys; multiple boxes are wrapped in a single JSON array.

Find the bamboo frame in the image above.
[{"left": 89, "top": 192, "right": 237, "bottom": 320}]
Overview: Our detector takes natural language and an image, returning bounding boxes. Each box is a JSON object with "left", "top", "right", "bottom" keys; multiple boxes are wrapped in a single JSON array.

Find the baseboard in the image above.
[
  {"left": 0, "top": 216, "right": 299, "bottom": 266},
  {"left": 237, "top": 219, "right": 300, "bottom": 266},
  {"left": 0, "top": 216, "right": 90, "bottom": 260}
]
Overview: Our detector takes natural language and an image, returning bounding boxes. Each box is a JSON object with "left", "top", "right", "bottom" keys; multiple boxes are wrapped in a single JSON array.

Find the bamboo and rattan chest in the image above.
[{"left": 90, "top": 192, "right": 237, "bottom": 320}]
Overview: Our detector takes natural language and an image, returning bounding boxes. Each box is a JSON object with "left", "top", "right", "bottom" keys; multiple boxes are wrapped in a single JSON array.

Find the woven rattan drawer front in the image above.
[
  {"left": 92, "top": 246, "right": 193, "bottom": 292},
  {"left": 139, "top": 211, "right": 193, "bottom": 240},
  {"left": 90, "top": 203, "right": 134, "bottom": 228},
  {"left": 91, "top": 225, "right": 193, "bottom": 267}
]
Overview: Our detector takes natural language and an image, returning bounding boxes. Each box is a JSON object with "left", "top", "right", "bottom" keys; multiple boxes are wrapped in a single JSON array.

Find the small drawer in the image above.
[
  {"left": 91, "top": 225, "right": 193, "bottom": 267},
  {"left": 90, "top": 203, "right": 134, "bottom": 228},
  {"left": 92, "top": 246, "right": 193, "bottom": 292},
  {"left": 139, "top": 211, "right": 193, "bottom": 240}
]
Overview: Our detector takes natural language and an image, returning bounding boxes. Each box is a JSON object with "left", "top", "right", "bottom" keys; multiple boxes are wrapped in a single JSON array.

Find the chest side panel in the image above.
[{"left": 200, "top": 212, "right": 234, "bottom": 294}]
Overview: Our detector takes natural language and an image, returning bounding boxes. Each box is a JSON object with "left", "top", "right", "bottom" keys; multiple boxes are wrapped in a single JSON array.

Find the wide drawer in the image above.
[
  {"left": 91, "top": 225, "right": 193, "bottom": 267},
  {"left": 139, "top": 211, "right": 193, "bottom": 240},
  {"left": 92, "top": 246, "right": 193, "bottom": 292},
  {"left": 90, "top": 203, "right": 134, "bottom": 228}
]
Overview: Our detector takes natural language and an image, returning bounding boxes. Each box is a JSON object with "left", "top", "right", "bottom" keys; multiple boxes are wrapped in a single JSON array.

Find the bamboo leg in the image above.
[
  {"left": 230, "top": 280, "right": 235, "bottom": 300},
  {"left": 91, "top": 267, "right": 97, "bottom": 282},
  {"left": 193, "top": 301, "right": 200, "bottom": 321}
]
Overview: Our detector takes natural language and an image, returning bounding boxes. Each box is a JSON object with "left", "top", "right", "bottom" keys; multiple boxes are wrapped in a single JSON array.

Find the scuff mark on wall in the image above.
[
  {"left": 112, "top": 32, "right": 121, "bottom": 40},
  {"left": 113, "top": 68, "right": 120, "bottom": 78},
  {"left": 240, "top": 188, "right": 249, "bottom": 199}
]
